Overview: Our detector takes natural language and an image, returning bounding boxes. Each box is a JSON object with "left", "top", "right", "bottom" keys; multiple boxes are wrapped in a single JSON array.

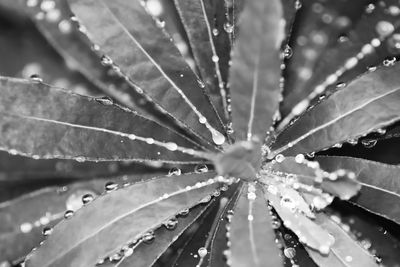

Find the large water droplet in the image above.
[
  {"left": 223, "top": 22, "right": 234, "bottom": 33},
  {"left": 284, "top": 247, "right": 296, "bottom": 259},
  {"left": 283, "top": 45, "right": 293, "bottom": 59},
  {"left": 64, "top": 210, "right": 74, "bottom": 219},
  {"left": 105, "top": 182, "right": 118, "bottom": 192},
  {"left": 198, "top": 247, "right": 208, "bottom": 258},
  {"left": 101, "top": 55, "right": 113, "bottom": 66},
  {"left": 164, "top": 217, "right": 178, "bottom": 230},
  {"left": 194, "top": 164, "right": 208, "bottom": 173},
  {"left": 82, "top": 193, "right": 94, "bottom": 204},
  {"left": 376, "top": 21, "right": 395, "bottom": 38},
  {"left": 211, "top": 130, "right": 226, "bottom": 145},
  {"left": 168, "top": 167, "right": 181, "bottom": 176},
  {"left": 142, "top": 231, "right": 155, "bottom": 244}
]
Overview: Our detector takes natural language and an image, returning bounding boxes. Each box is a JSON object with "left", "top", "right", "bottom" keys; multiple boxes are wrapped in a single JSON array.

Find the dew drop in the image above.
[
  {"left": 361, "top": 138, "right": 377, "bottom": 148},
  {"left": 294, "top": 0, "right": 302, "bottom": 10},
  {"left": 275, "top": 154, "right": 285, "bottom": 163},
  {"left": 58, "top": 20, "right": 72, "bottom": 34},
  {"left": 198, "top": 247, "right": 208, "bottom": 258},
  {"left": 212, "top": 55, "right": 220, "bottom": 62},
  {"left": 283, "top": 45, "right": 293, "bottom": 59},
  {"left": 375, "top": 21, "right": 395, "bottom": 38},
  {"left": 101, "top": 55, "right": 113, "bottom": 66},
  {"left": 387, "top": 33, "right": 400, "bottom": 53},
  {"left": 164, "top": 217, "right": 178, "bottom": 230},
  {"left": 64, "top": 210, "right": 74, "bottom": 219},
  {"left": 75, "top": 156, "right": 85, "bottom": 162},
  {"left": 319, "top": 245, "right": 330, "bottom": 255},
  {"left": 142, "top": 231, "right": 155, "bottom": 244},
  {"left": 345, "top": 256, "right": 353, "bottom": 262},
  {"left": 42, "top": 226, "right": 53, "bottom": 236},
  {"left": 272, "top": 220, "right": 281, "bottom": 229},
  {"left": 165, "top": 142, "right": 178, "bottom": 151},
  {"left": 82, "top": 193, "right": 94, "bottom": 204},
  {"left": 168, "top": 167, "right": 182, "bottom": 176},
  {"left": 212, "top": 28, "right": 219, "bottom": 36},
  {"left": 383, "top": 56, "right": 396, "bottom": 67},
  {"left": 30, "top": 74, "right": 43, "bottom": 82},
  {"left": 294, "top": 154, "right": 305, "bottom": 163},
  {"left": 20, "top": 222, "right": 33, "bottom": 233},
  {"left": 211, "top": 130, "right": 226, "bottom": 145},
  {"left": 284, "top": 247, "right": 296, "bottom": 259},
  {"left": 95, "top": 96, "right": 114, "bottom": 106},
  {"left": 194, "top": 164, "right": 208, "bottom": 173},
  {"left": 105, "top": 182, "right": 118, "bottom": 192},
  {"left": 223, "top": 22, "right": 234, "bottom": 33},
  {"left": 179, "top": 208, "right": 190, "bottom": 217}
]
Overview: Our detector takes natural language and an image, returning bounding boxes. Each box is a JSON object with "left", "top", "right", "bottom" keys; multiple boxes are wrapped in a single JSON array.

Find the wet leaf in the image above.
[
  {"left": 306, "top": 213, "right": 377, "bottom": 267},
  {"left": 68, "top": 0, "right": 226, "bottom": 146},
  {"left": 272, "top": 63, "right": 400, "bottom": 156},
  {"left": 317, "top": 156, "right": 400, "bottom": 224},
  {"left": 115, "top": 200, "right": 214, "bottom": 267},
  {"left": 228, "top": 184, "right": 283, "bottom": 267},
  {"left": 266, "top": 190, "right": 335, "bottom": 253},
  {"left": 25, "top": 172, "right": 220, "bottom": 267},
  {"left": 229, "top": 0, "right": 284, "bottom": 140},
  {"left": 174, "top": 0, "right": 229, "bottom": 122},
  {"left": 0, "top": 77, "right": 204, "bottom": 163}
]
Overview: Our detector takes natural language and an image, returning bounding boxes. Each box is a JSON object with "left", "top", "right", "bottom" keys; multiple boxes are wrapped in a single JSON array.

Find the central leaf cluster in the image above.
[{"left": 212, "top": 139, "right": 263, "bottom": 181}]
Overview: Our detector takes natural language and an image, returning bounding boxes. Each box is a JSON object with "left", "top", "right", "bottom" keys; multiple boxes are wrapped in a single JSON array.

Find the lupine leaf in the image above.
[
  {"left": 25, "top": 172, "right": 220, "bottom": 267},
  {"left": 228, "top": 184, "right": 283, "bottom": 267},
  {"left": 229, "top": 0, "right": 284, "bottom": 140},
  {"left": 114, "top": 200, "right": 215, "bottom": 267},
  {"left": 280, "top": 0, "right": 371, "bottom": 119},
  {"left": 306, "top": 213, "right": 377, "bottom": 267},
  {"left": 208, "top": 184, "right": 242, "bottom": 267},
  {"left": 0, "top": 77, "right": 205, "bottom": 163},
  {"left": 317, "top": 156, "right": 400, "bottom": 224},
  {"left": 3, "top": 0, "right": 157, "bottom": 118},
  {"left": 174, "top": 0, "right": 228, "bottom": 122},
  {"left": 266, "top": 190, "right": 335, "bottom": 252},
  {"left": 0, "top": 179, "right": 109, "bottom": 263},
  {"left": 68, "top": 0, "right": 226, "bottom": 147},
  {"left": 271, "top": 63, "right": 400, "bottom": 157}
]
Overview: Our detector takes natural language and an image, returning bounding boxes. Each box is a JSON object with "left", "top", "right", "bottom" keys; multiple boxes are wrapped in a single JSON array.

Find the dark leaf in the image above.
[
  {"left": 306, "top": 213, "right": 377, "bottom": 267},
  {"left": 271, "top": 63, "right": 400, "bottom": 157},
  {"left": 68, "top": 0, "right": 226, "bottom": 147},
  {"left": 228, "top": 183, "right": 283, "bottom": 267},
  {"left": 174, "top": 0, "right": 229, "bottom": 122},
  {"left": 229, "top": 0, "right": 284, "bottom": 140},
  {"left": 0, "top": 177, "right": 134, "bottom": 263},
  {"left": 280, "top": 0, "right": 373, "bottom": 122},
  {"left": 114, "top": 200, "right": 215, "bottom": 267},
  {"left": 0, "top": 77, "right": 204, "bottom": 163},
  {"left": 317, "top": 156, "right": 400, "bottom": 224},
  {"left": 25, "top": 172, "right": 221, "bottom": 267}
]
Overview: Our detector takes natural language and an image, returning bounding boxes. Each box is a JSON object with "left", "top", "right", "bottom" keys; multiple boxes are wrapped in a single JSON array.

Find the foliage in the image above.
[{"left": 0, "top": 0, "right": 400, "bottom": 266}]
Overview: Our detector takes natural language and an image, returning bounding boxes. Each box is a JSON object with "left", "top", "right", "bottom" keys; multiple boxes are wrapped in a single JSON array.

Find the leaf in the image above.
[
  {"left": 228, "top": 183, "right": 283, "bottom": 267},
  {"left": 265, "top": 190, "right": 335, "bottom": 253},
  {"left": 306, "top": 213, "right": 378, "bottom": 267},
  {"left": 114, "top": 200, "right": 215, "bottom": 267},
  {"left": 208, "top": 184, "right": 242, "bottom": 267},
  {"left": 265, "top": 157, "right": 360, "bottom": 201},
  {"left": 229, "top": 0, "right": 284, "bottom": 140},
  {"left": 24, "top": 172, "right": 221, "bottom": 267},
  {"left": 174, "top": 0, "right": 229, "bottom": 122},
  {"left": 316, "top": 156, "right": 400, "bottom": 224},
  {"left": 271, "top": 63, "right": 400, "bottom": 157},
  {"left": 0, "top": 178, "right": 115, "bottom": 263},
  {"left": 280, "top": 0, "right": 372, "bottom": 120},
  {"left": 68, "top": 0, "right": 227, "bottom": 146},
  {"left": 19, "top": 0, "right": 156, "bottom": 117},
  {"left": 0, "top": 77, "right": 205, "bottom": 163}
]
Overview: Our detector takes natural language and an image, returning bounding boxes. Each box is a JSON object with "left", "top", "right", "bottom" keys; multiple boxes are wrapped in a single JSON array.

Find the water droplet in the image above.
[
  {"left": 361, "top": 239, "right": 372, "bottom": 250},
  {"left": 42, "top": 226, "right": 53, "bottom": 236},
  {"left": 271, "top": 220, "right": 281, "bottom": 229},
  {"left": 212, "top": 55, "right": 219, "bottom": 62},
  {"left": 223, "top": 22, "right": 234, "bottom": 33},
  {"left": 345, "top": 256, "right": 353, "bottom": 262},
  {"left": 155, "top": 19, "right": 165, "bottom": 28},
  {"left": 95, "top": 96, "right": 114, "bottom": 106},
  {"left": 361, "top": 138, "right": 377, "bottom": 148},
  {"left": 367, "top": 65, "right": 377, "bottom": 72},
  {"left": 75, "top": 156, "right": 85, "bottom": 162},
  {"left": 387, "top": 33, "right": 400, "bottom": 53},
  {"left": 30, "top": 74, "right": 43, "bottom": 82},
  {"left": 105, "top": 182, "right": 118, "bottom": 192},
  {"left": 376, "top": 21, "right": 395, "bottom": 38},
  {"left": 168, "top": 167, "right": 181, "bottom": 176},
  {"left": 64, "top": 210, "right": 74, "bottom": 219},
  {"left": 365, "top": 3, "right": 375, "bottom": 13},
  {"left": 200, "top": 195, "right": 212, "bottom": 204},
  {"left": 388, "top": 5, "right": 400, "bottom": 16},
  {"left": 179, "top": 208, "right": 190, "bottom": 217},
  {"left": 284, "top": 247, "right": 296, "bottom": 259},
  {"left": 197, "top": 79, "right": 205, "bottom": 88},
  {"left": 319, "top": 245, "right": 330, "bottom": 254},
  {"left": 211, "top": 130, "right": 226, "bottom": 145},
  {"left": 383, "top": 56, "right": 396, "bottom": 66},
  {"left": 142, "top": 231, "right": 155, "bottom": 244},
  {"left": 306, "top": 152, "right": 315, "bottom": 158},
  {"left": 212, "top": 28, "right": 219, "bottom": 36},
  {"left": 101, "top": 55, "right": 113, "bottom": 66},
  {"left": 283, "top": 45, "right": 293, "bottom": 59},
  {"left": 194, "top": 164, "right": 208, "bottom": 173},
  {"left": 294, "top": 0, "right": 302, "bottom": 10},
  {"left": 40, "top": 0, "right": 55, "bottom": 11},
  {"left": 82, "top": 193, "right": 94, "bottom": 204},
  {"left": 20, "top": 222, "right": 33, "bottom": 233},
  {"left": 165, "top": 142, "right": 178, "bottom": 151},
  {"left": 58, "top": 20, "right": 72, "bottom": 34},
  {"left": 275, "top": 154, "right": 285, "bottom": 163},
  {"left": 198, "top": 247, "right": 208, "bottom": 258},
  {"left": 164, "top": 217, "right": 178, "bottom": 230}
]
